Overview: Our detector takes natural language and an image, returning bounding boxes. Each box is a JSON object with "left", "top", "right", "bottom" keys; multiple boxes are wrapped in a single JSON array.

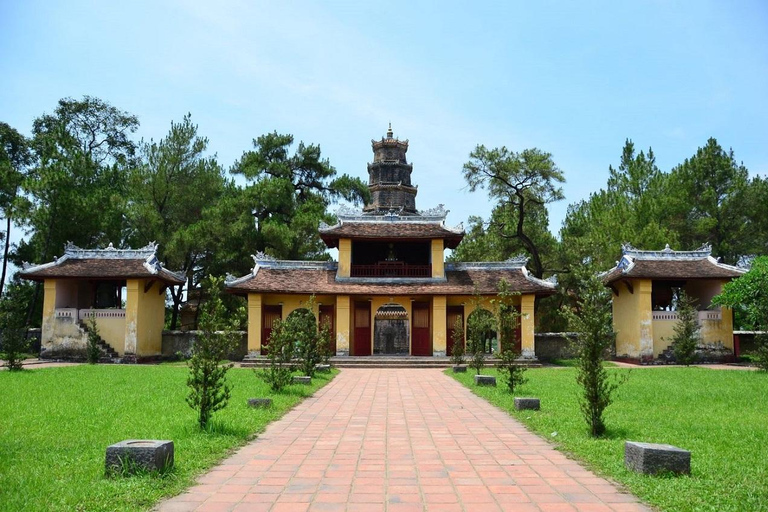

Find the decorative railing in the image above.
[
  {"left": 652, "top": 310, "right": 722, "bottom": 321},
  {"left": 350, "top": 263, "right": 432, "bottom": 278},
  {"left": 55, "top": 308, "right": 78, "bottom": 320},
  {"left": 77, "top": 309, "right": 126, "bottom": 320}
]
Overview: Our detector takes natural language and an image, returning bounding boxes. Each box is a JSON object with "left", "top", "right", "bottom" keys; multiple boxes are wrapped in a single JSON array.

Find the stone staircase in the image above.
[
  {"left": 241, "top": 354, "right": 540, "bottom": 369},
  {"left": 78, "top": 320, "right": 120, "bottom": 361}
]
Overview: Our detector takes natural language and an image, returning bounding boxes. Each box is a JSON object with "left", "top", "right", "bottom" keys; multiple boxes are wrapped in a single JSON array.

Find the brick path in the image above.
[{"left": 157, "top": 369, "right": 650, "bottom": 512}]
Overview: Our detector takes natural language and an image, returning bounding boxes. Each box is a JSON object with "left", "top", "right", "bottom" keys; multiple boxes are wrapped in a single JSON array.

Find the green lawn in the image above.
[
  {"left": 451, "top": 366, "right": 768, "bottom": 512},
  {"left": 0, "top": 364, "right": 336, "bottom": 511}
]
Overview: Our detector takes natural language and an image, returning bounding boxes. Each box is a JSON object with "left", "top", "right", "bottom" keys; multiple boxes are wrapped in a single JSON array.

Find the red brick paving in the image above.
[{"left": 156, "top": 369, "right": 650, "bottom": 511}]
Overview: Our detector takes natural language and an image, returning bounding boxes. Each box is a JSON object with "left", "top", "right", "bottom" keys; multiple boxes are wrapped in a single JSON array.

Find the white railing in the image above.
[
  {"left": 652, "top": 310, "right": 722, "bottom": 321},
  {"left": 78, "top": 309, "right": 126, "bottom": 320},
  {"left": 55, "top": 308, "right": 78, "bottom": 320}
]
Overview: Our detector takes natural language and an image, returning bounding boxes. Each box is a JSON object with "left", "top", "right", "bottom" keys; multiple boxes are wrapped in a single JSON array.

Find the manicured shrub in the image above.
[
  {"left": 670, "top": 291, "right": 700, "bottom": 366},
  {"left": 449, "top": 316, "right": 465, "bottom": 367},
  {"left": 85, "top": 314, "right": 102, "bottom": 364}
]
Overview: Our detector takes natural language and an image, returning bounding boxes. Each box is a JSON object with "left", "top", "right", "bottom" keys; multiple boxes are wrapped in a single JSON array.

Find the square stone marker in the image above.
[
  {"left": 625, "top": 441, "right": 690, "bottom": 475},
  {"left": 474, "top": 375, "right": 497, "bottom": 386},
  {"left": 248, "top": 398, "right": 273, "bottom": 408},
  {"left": 106, "top": 440, "right": 174, "bottom": 475},
  {"left": 514, "top": 397, "right": 540, "bottom": 410},
  {"left": 292, "top": 375, "right": 311, "bottom": 384}
]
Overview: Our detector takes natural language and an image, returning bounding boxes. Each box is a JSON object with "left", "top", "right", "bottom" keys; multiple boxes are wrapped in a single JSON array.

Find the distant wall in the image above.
[
  {"left": 534, "top": 332, "right": 577, "bottom": 361},
  {"left": 162, "top": 330, "right": 248, "bottom": 361},
  {"left": 0, "top": 328, "right": 42, "bottom": 354},
  {"left": 734, "top": 331, "right": 766, "bottom": 356}
]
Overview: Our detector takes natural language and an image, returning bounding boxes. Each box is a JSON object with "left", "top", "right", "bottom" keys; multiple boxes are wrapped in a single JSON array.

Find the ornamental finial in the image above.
[{"left": 386, "top": 122, "right": 393, "bottom": 139}]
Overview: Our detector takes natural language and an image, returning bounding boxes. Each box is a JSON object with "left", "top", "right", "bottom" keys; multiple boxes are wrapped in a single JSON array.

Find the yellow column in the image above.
[
  {"left": 41, "top": 279, "right": 57, "bottom": 349},
  {"left": 336, "top": 295, "right": 350, "bottom": 356},
  {"left": 124, "top": 279, "right": 139, "bottom": 355},
  {"left": 431, "top": 239, "right": 444, "bottom": 278},
  {"left": 338, "top": 239, "right": 352, "bottom": 278},
  {"left": 432, "top": 295, "right": 447, "bottom": 356},
  {"left": 520, "top": 294, "right": 536, "bottom": 359},
  {"left": 248, "top": 293, "right": 262, "bottom": 354}
]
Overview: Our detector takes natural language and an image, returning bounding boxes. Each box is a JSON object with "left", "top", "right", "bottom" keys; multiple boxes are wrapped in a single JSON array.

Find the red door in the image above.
[
  {"left": 502, "top": 305, "right": 522, "bottom": 353},
  {"left": 446, "top": 306, "right": 464, "bottom": 357},
  {"left": 353, "top": 302, "right": 371, "bottom": 356},
  {"left": 319, "top": 305, "right": 336, "bottom": 354},
  {"left": 412, "top": 302, "right": 431, "bottom": 356},
  {"left": 261, "top": 305, "right": 282, "bottom": 353}
]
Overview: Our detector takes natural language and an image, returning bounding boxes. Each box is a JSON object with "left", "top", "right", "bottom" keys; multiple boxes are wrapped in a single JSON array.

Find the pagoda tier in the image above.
[{"left": 364, "top": 125, "right": 418, "bottom": 214}]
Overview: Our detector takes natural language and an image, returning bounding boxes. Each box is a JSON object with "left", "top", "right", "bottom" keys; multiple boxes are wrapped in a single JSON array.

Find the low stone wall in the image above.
[
  {"left": 734, "top": 331, "right": 766, "bottom": 356},
  {"left": 161, "top": 330, "right": 248, "bottom": 361},
  {"left": 0, "top": 328, "right": 42, "bottom": 354},
  {"left": 534, "top": 332, "right": 578, "bottom": 361}
]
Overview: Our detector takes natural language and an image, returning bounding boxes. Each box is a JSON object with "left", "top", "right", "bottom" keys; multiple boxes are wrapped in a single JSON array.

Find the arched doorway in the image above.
[
  {"left": 374, "top": 303, "right": 409, "bottom": 355},
  {"left": 467, "top": 308, "right": 497, "bottom": 354}
]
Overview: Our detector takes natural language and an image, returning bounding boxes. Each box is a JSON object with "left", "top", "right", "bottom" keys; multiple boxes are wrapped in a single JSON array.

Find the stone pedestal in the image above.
[
  {"left": 248, "top": 398, "right": 273, "bottom": 408},
  {"left": 474, "top": 375, "right": 497, "bottom": 386},
  {"left": 452, "top": 365, "right": 467, "bottom": 373},
  {"left": 316, "top": 364, "right": 331, "bottom": 372},
  {"left": 625, "top": 441, "right": 690, "bottom": 475},
  {"left": 292, "top": 376, "right": 311, "bottom": 384},
  {"left": 514, "top": 397, "right": 540, "bottom": 410},
  {"left": 106, "top": 440, "right": 174, "bottom": 475}
]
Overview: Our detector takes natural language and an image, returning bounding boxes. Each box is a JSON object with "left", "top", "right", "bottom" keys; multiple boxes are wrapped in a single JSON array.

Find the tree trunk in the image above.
[
  {"left": 169, "top": 286, "right": 182, "bottom": 330},
  {"left": 0, "top": 215, "right": 11, "bottom": 298}
]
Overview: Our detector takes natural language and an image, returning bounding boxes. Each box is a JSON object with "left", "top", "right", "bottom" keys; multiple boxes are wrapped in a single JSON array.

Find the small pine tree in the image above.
[
  {"left": 494, "top": 287, "right": 527, "bottom": 393},
  {"left": 449, "top": 316, "right": 465, "bottom": 367},
  {"left": 0, "top": 311, "right": 29, "bottom": 371},
  {"left": 292, "top": 307, "right": 322, "bottom": 378},
  {"left": 186, "top": 276, "right": 239, "bottom": 429},
  {"left": 753, "top": 333, "right": 768, "bottom": 372},
  {"left": 671, "top": 291, "right": 700, "bottom": 366},
  {"left": 262, "top": 318, "right": 296, "bottom": 392},
  {"left": 86, "top": 314, "right": 102, "bottom": 364},
  {"left": 467, "top": 304, "right": 494, "bottom": 375},
  {"left": 496, "top": 347, "right": 528, "bottom": 393},
  {"left": 563, "top": 268, "right": 625, "bottom": 437}
]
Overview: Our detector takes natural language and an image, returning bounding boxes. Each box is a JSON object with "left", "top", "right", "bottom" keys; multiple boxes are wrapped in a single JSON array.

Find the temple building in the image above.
[
  {"left": 226, "top": 127, "right": 556, "bottom": 358},
  {"left": 20, "top": 243, "right": 184, "bottom": 360},
  {"left": 602, "top": 243, "right": 745, "bottom": 362}
]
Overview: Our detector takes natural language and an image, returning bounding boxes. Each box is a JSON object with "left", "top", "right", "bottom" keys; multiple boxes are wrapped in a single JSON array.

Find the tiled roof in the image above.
[
  {"left": 319, "top": 221, "right": 464, "bottom": 248},
  {"left": 226, "top": 264, "right": 555, "bottom": 296},
  {"left": 20, "top": 243, "right": 185, "bottom": 285},
  {"left": 602, "top": 244, "right": 745, "bottom": 284}
]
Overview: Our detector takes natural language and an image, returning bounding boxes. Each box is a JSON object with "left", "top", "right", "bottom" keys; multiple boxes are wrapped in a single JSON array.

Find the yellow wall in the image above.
[
  {"left": 336, "top": 295, "right": 350, "bottom": 356},
  {"left": 612, "top": 279, "right": 653, "bottom": 359},
  {"left": 652, "top": 319, "right": 676, "bottom": 356},
  {"left": 700, "top": 307, "right": 734, "bottom": 349},
  {"left": 432, "top": 295, "right": 447, "bottom": 355},
  {"left": 136, "top": 279, "right": 166, "bottom": 356},
  {"left": 40, "top": 279, "right": 59, "bottom": 352},
  {"left": 520, "top": 294, "right": 535, "bottom": 358},
  {"left": 338, "top": 238, "right": 351, "bottom": 278},
  {"left": 431, "top": 239, "right": 445, "bottom": 278},
  {"left": 248, "top": 294, "right": 262, "bottom": 353},
  {"left": 125, "top": 280, "right": 139, "bottom": 354},
  {"left": 94, "top": 317, "right": 127, "bottom": 354}
]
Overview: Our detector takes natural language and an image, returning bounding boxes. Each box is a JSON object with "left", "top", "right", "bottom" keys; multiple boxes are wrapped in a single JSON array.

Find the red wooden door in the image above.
[
  {"left": 412, "top": 302, "right": 431, "bottom": 356},
  {"left": 353, "top": 302, "right": 371, "bottom": 356},
  {"left": 446, "top": 306, "right": 464, "bottom": 357},
  {"left": 261, "top": 305, "right": 282, "bottom": 353},
  {"left": 319, "top": 305, "right": 336, "bottom": 354}
]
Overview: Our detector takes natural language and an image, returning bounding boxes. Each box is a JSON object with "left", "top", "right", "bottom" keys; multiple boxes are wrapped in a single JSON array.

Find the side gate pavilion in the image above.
[
  {"left": 20, "top": 243, "right": 185, "bottom": 360},
  {"left": 226, "top": 128, "right": 556, "bottom": 358},
  {"left": 602, "top": 243, "right": 745, "bottom": 362}
]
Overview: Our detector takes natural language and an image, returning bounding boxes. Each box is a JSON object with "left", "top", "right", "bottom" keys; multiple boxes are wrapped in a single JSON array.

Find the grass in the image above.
[
  {"left": 451, "top": 366, "right": 768, "bottom": 512},
  {"left": 0, "top": 364, "right": 337, "bottom": 511}
]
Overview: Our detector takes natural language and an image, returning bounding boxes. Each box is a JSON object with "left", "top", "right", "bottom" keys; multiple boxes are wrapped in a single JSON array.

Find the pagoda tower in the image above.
[{"left": 363, "top": 124, "right": 418, "bottom": 214}]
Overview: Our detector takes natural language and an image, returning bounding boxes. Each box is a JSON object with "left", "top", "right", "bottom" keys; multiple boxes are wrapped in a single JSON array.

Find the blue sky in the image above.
[{"left": 2, "top": 0, "right": 767, "bottom": 242}]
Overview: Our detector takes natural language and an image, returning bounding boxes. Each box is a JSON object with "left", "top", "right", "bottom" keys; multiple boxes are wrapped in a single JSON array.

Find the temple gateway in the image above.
[{"left": 226, "top": 127, "right": 556, "bottom": 358}]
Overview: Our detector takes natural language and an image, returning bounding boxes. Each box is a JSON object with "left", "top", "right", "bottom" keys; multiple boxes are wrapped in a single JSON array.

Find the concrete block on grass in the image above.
[
  {"left": 247, "top": 398, "right": 273, "bottom": 408},
  {"left": 474, "top": 375, "right": 496, "bottom": 386},
  {"left": 292, "top": 375, "right": 311, "bottom": 384},
  {"left": 514, "top": 397, "right": 540, "bottom": 410},
  {"left": 452, "top": 365, "right": 467, "bottom": 373},
  {"left": 316, "top": 364, "right": 331, "bottom": 372},
  {"left": 106, "top": 440, "right": 174, "bottom": 475},
  {"left": 625, "top": 441, "right": 690, "bottom": 475}
]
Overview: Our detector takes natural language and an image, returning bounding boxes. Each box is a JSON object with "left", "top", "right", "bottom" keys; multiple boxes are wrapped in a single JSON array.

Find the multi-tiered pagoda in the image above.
[{"left": 227, "top": 127, "right": 555, "bottom": 358}]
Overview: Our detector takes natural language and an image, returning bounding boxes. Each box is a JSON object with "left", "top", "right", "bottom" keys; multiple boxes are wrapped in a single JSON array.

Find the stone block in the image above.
[
  {"left": 292, "top": 375, "right": 311, "bottom": 384},
  {"left": 316, "top": 364, "right": 331, "bottom": 372},
  {"left": 625, "top": 441, "right": 690, "bottom": 475},
  {"left": 514, "top": 397, "right": 540, "bottom": 410},
  {"left": 105, "top": 440, "right": 174, "bottom": 475},
  {"left": 474, "top": 375, "right": 496, "bottom": 386},
  {"left": 452, "top": 365, "right": 467, "bottom": 373},
  {"left": 247, "top": 398, "right": 273, "bottom": 408}
]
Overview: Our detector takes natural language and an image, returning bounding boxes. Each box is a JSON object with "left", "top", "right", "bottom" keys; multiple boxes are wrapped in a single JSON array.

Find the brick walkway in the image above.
[{"left": 157, "top": 369, "right": 650, "bottom": 512}]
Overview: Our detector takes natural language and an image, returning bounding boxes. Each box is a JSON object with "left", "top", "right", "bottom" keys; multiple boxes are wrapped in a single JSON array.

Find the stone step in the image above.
[{"left": 240, "top": 356, "right": 540, "bottom": 369}]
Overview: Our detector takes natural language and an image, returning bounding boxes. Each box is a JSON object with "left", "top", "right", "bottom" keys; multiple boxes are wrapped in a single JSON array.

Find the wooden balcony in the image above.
[{"left": 351, "top": 262, "right": 432, "bottom": 278}]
